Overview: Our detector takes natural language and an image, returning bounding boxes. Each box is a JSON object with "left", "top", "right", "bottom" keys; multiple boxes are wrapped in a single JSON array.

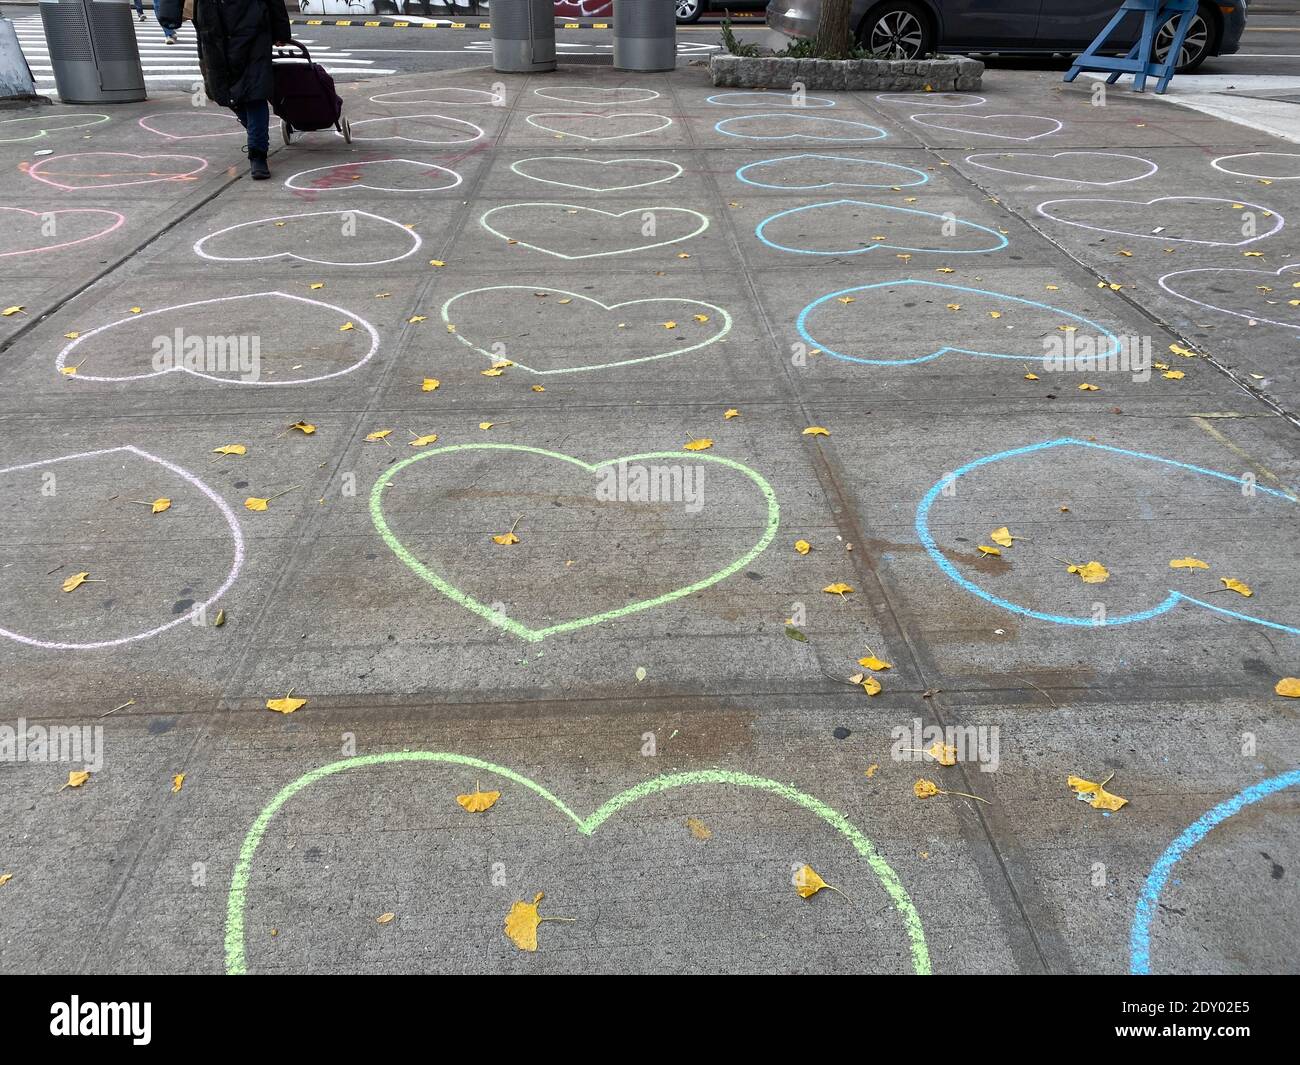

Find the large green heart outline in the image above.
[
  {"left": 225, "top": 751, "right": 931, "bottom": 974},
  {"left": 369, "top": 444, "right": 780, "bottom": 641}
]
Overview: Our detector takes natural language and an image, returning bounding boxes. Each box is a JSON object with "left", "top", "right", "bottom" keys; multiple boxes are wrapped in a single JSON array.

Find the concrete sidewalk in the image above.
[{"left": 0, "top": 62, "right": 1296, "bottom": 975}]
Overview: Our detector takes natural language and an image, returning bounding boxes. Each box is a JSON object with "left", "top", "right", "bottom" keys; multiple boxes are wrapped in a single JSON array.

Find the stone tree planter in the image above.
[{"left": 709, "top": 53, "right": 983, "bottom": 93}]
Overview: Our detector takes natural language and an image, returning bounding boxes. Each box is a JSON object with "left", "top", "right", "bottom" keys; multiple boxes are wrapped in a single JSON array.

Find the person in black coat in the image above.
[{"left": 192, "top": 0, "right": 291, "bottom": 180}]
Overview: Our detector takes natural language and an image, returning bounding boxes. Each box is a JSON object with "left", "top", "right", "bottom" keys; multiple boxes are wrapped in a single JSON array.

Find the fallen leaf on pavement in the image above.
[{"left": 1068, "top": 772, "right": 1128, "bottom": 812}]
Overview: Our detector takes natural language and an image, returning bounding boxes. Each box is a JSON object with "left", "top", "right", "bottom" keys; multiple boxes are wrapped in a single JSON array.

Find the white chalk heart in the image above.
[
  {"left": 526, "top": 112, "right": 672, "bottom": 141},
  {"left": 479, "top": 202, "right": 708, "bottom": 259},
  {"left": 910, "top": 112, "right": 1062, "bottom": 141},
  {"left": 194, "top": 210, "right": 422, "bottom": 266},
  {"left": 284, "top": 159, "right": 462, "bottom": 194},
  {"left": 510, "top": 156, "right": 682, "bottom": 192},
  {"left": 1037, "top": 196, "right": 1284, "bottom": 247},
  {"left": 964, "top": 151, "right": 1157, "bottom": 187},
  {"left": 533, "top": 86, "right": 661, "bottom": 105}
]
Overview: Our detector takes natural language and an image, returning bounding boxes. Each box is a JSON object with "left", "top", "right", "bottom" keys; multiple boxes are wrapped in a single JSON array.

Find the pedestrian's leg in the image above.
[
  {"left": 134, "top": 0, "right": 145, "bottom": 20},
  {"left": 245, "top": 100, "right": 271, "bottom": 180}
]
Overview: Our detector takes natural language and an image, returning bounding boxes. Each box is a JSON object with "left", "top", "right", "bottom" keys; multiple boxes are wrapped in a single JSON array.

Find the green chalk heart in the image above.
[
  {"left": 225, "top": 751, "right": 931, "bottom": 974},
  {"left": 369, "top": 444, "right": 780, "bottom": 641}
]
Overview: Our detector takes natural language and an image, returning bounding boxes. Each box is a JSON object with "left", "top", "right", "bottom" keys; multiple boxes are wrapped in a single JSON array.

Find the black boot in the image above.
[{"left": 249, "top": 150, "right": 270, "bottom": 181}]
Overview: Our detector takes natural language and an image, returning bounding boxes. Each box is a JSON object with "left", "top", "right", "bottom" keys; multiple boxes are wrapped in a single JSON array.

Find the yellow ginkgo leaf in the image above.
[
  {"left": 1163, "top": 370, "right": 1185, "bottom": 380},
  {"left": 339, "top": 322, "right": 354, "bottom": 332},
  {"left": 836, "top": 296, "right": 856, "bottom": 304},
  {"left": 244, "top": 498, "right": 270, "bottom": 512},
  {"left": 1275, "top": 677, "right": 1300, "bottom": 698},
  {"left": 662, "top": 320, "right": 677, "bottom": 330},
  {"left": 150, "top": 498, "right": 171, "bottom": 514},
  {"left": 803, "top": 426, "right": 830, "bottom": 437},
  {"left": 946, "top": 303, "right": 961, "bottom": 311},
  {"left": 492, "top": 532, "right": 521, "bottom": 546},
  {"left": 683, "top": 438, "right": 713, "bottom": 451},
  {"left": 914, "top": 779, "right": 939, "bottom": 799},
  {"left": 990, "top": 526, "right": 1015, "bottom": 547},
  {"left": 1024, "top": 373, "right": 1039, "bottom": 380},
  {"left": 926, "top": 741, "right": 957, "bottom": 766},
  {"left": 62, "top": 770, "right": 91, "bottom": 790},
  {"left": 1078, "top": 382, "right": 1100, "bottom": 391},
  {"left": 977, "top": 545, "right": 1001, "bottom": 557},
  {"left": 481, "top": 367, "right": 504, "bottom": 377},
  {"left": 290, "top": 421, "right": 315, "bottom": 434},
  {"left": 365, "top": 429, "right": 392, "bottom": 442},
  {"left": 408, "top": 315, "right": 427, "bottom": 323},
  {"left": 129, "top": 306, "right": 143, "bottom": 313},
  {"left": 822, "top": 582, "right": 853, "bottom": 598},
  {"left": 858, "top": 656, "right": 891, "bottom": 672},
  {"left": 1068, "top": 772, "right": 1128, "bottom": 812},
  {"left": 1220, "top": 578, "right": 1253, "bottom": 597},
  {"left": 1067, "top": 561, "right": 1109, "bottom": 584},
  {"left": 64, "top": 331, "right": 80, "bottom": 339},
  {"left": 723, "top": 408, "right": 740, "bottom": 419},
  {"left": 171, "top": 773, "right": 185, "bottom": 794},
  {"left": 456, "top": 787, "right": 501, "bottom": 813},
  {"left": 693, "top": 314, "right": 710, "bottom": 323},
  {"left": 376, "top": 913, "right": 395, "bottom": 925},
  {"left": 794, "top": 864, "right": 841, "bottom": 899},
  {"left": 989, "top": 310, "right": 1002, "bottom": 319},
  {"left": 794, "top": 539, "right": 811, "bottom": 556},
  {"left": 685, "top": 817, "right": 712, "bottom": 840},
  {"left": 1169, "top": 343, "right": 1197, "bottom": 358},
  {"left": 861, "top": 675, "right": 882, "bottom": 696},
  {"left": 309, "top": 282, "right": 324, "bottom": 290},
  {"left": 266, "top": 694, "right": 307, "bottom": 715},
  {"left": 490, "top": 359, "right": 513, "bottom": 370},
  {"left": 2, "top": 305, "right": 24, "bottom": 316},
  {"left": 62, "top": 572, "right": 92, "bottom": 593},
  {"left": 212, "top": 444, "right": 246, "bottom": 456},
  {"left": 410, "top": 435, "right": 439, "bottom": 448},
  {"left": 479, "top": 422, "right": 494, "bottom": 430},
  {"left": 0, "top": 874, "right": 11, "bottom": 887},
  {"left": 422, "top": 378, "right": 440, "bottom": 392},
  {"left": 1169, "top": 557, "right": 1209, "bottom": 570},
  {"left": 531, "top": 385, "right": 546, "bottom": 392},
  {"left": 430, "top": 259, "right": 445, "bottom": 267},
  {"left": 504, "top": 892, "right": 572, "bottom": 952}
]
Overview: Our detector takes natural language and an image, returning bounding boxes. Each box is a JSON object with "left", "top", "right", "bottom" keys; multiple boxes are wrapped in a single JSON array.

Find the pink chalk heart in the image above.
[
  {"left": 0, "top": 206, "right": 125, "bottom": 258},
  {"left": 26, "top": 152, "right": 208, "bottom": 191}
]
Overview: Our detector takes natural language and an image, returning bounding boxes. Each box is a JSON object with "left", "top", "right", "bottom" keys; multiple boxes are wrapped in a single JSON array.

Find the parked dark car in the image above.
[
  {"left": 767, "top": 0, "right": 1246, "bottom": 73},
  {"left": 678, "top": 0, "right": 768, "bottom": 24}
]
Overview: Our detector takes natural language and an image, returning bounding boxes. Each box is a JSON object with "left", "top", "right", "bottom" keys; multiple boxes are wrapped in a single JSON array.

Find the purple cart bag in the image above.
[{"left": 271, "top": 40, "right": 351, "bottom": 144}]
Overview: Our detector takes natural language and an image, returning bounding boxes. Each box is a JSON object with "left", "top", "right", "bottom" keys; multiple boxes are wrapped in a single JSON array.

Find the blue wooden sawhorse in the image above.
[{"left": 1064, "top": 0, "right": 1197, "bottom": 94}]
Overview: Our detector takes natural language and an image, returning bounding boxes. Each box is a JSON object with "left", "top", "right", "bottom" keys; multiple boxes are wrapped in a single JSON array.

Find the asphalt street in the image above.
[{"left": 0, "top": 4, "right": 1297, "bottom": 977}]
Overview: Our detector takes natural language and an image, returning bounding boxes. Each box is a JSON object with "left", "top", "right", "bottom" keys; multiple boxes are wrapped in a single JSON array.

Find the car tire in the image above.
[
  {"left": 1155, "top": 3, "right": 1219, "bottom": 74},
  {"left": 857, "top": 1, "right": 936, "bottom": 60},
  {"left": 675, "top": 0, "right": 704, "bottom": 24}
]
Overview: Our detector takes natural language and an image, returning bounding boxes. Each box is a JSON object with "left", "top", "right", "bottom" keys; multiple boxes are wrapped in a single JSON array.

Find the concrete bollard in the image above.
[
  {"left": 491, "top": 0, "right": 557, "bottom": 74},
  {"left": 614, "top": 0, "right": 676, "bottom": 73}
]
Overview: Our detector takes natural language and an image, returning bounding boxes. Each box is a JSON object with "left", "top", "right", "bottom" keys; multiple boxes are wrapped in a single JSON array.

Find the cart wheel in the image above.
[
  {"left": 341, "top": 116, "right": 352, "bottom": 144},
  {"left": 281, "top": 119, "right": 293, "bottom": 145}
]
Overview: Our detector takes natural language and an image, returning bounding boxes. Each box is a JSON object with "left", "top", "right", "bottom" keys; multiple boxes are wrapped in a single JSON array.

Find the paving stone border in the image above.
[{"left": 709, "top": 53, "right": 984, "bottom": 92}]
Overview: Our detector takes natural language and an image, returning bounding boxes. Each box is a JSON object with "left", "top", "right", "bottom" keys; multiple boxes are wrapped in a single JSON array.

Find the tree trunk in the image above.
[{"left": 814, "top": 0, "right": 854, "bottom": 59}]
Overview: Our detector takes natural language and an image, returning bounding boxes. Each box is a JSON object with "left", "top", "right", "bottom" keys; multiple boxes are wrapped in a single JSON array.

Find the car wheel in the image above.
[
  {"left": 858, "top": 2, "right": 935, "bottom": 60},
  {"left": 1154, "top": 4, "right": 1217, "bottom": 74},
  {"left": 675, "top": 0, "right": 704, "bottom": 24}
]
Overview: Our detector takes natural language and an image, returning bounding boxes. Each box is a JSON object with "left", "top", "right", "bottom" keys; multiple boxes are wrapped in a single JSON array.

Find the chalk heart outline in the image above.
[
  {"left": 339, "top": 113, "right": 484, "bottom": 146},
  {"left": 371, "top": 444, "right": 779, "bottom": 641},
  {"left": 910, "top": 112, "right": 1062, "bottom": 141},
  {"left": 441, "top": 286, "right": 732, "bottom": 374},
  {"left": 755, "top": 200, "right": 1007, "bottom": 257},
  {"left": 875, "top": 92, "right": 985, "bottom": 109},
  {"left": 193, "top": 209, "right": 422, "bottom": 267},
  {"left": 369, "top": 87, "right": 502, "bottom": 106},
  {"left": 284, "top": 158, "right": 462, "bottom": 194},
  {"left": 715, "top": 113, "right": 887, "bottom": 142},
  {"left": 797, "top": 280, "right": 1118, "bottom": 365},
  {"left": 55, "top": 292, "right": 380, "bottom": 385},
  {"left": 225, "top": 751, "right": 931, "bottom": 975},
  {"left": 917, "top": 438, "right": 1300, "bottom": 635},
  {"left": 534, "top": 85, "right": 661, "bottom": 105},
  {"left": 510, "top": 155, "right": 683, "bottom": 192},
  {"left": 525, "top": 112, "right": 672, "bottom": 141},
  {"left": 26, "top": 151, "right": 208, "bottom": 191},
  {"left": 480, "top": 202, "right": 709, "bottom": 259},
  {"left": 0, "top": 206, "right": 125, "bottom": 259},
  {"left": 1211, "top": 152, "right": 1300, "bottom": 181},
  {"left": 139, "top": 111, "right": 243, "bottom": 140},
  {"left": 706, "top": 91, "right": 836, "bottom": 108},
  {"left": 1158, "top": 260, "right": 1300, "bottom": 331},
  {"left": 736, "top": 153, "right": 929, "bottom": 191},
  {"left": 963, "top": 151, "right": 1158, "bottom": 187},
  {"left": 0, "top": 113, "right": 109, "bottom": 142},
  {"left": 1036, "top": 196, "right": 1284, "bottom": 247},
  {"left": 0, "top": 446, "right": 243, "bottom": 651}
]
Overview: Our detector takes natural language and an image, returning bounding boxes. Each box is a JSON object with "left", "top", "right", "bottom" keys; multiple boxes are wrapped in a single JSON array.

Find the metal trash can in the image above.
[
  {"left": 491, "top": 0, "right": 556, "bottom": 74},
  {"left": 40, "top": 0, "right": 145, "bottom": 104},
  {"left": 614, "top": 0, "right": 675, "bottom": 73}
]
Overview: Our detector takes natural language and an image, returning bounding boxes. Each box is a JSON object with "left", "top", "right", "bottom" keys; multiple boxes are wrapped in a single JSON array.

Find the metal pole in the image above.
[
  {"left": 491, "top": 0, "right": 556, "bottom": 74},
  {"left": 613, "top": 0, "right": 676, "bottom": 72}
]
